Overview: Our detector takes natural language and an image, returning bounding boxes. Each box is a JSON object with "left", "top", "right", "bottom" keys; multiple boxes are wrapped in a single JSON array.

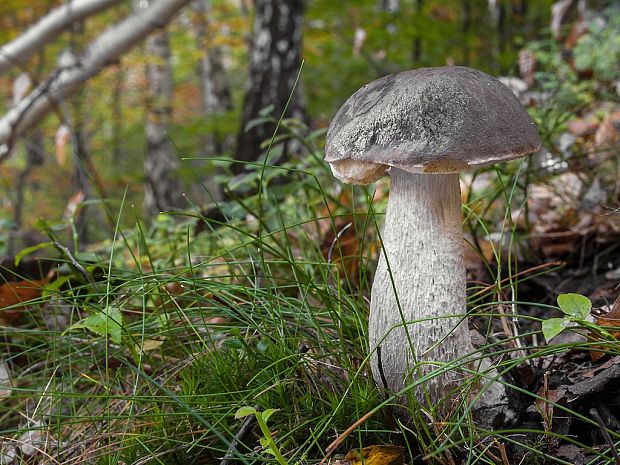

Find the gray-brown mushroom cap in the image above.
[{"left": 325, "top": 66, "right": 541, "bottom": 184}]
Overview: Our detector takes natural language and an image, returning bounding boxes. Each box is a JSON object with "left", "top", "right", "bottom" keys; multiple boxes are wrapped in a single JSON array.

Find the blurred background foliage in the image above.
[{"left": 0, "top": 0, "right": 564, "bottom": 251}]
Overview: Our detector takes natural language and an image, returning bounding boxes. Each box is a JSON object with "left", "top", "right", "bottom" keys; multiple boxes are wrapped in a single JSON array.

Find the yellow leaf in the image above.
[
  {"left": 136, "top": 339, "right": 164, "bottom": 353},
  {"left": 345, "top": 446, "right": 404, "bottom": 465}
]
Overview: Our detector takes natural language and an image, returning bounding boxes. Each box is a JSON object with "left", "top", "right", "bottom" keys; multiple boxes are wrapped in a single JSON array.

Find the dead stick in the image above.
[
  {"left": 590, "top": 407, "right": 620, "bottom": 465},
  {"left": 471, "top": 261, "right": 564, "bottom": 298},
  {"left": 220, "top": 408, "right": 257, "bottom": 465},
  {"left": 319, "top": 410, "right": 376, "bottom": 465}
]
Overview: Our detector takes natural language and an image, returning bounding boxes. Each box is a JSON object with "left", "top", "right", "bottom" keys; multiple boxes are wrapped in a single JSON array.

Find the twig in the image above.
[
  {"left": 327, "top": 222, "right": 352, "bottom": 264},
  {"left": 590, "top": 407, "right": 620, "bottom": 465},
  {"left": 497, "top": 441, "right": 511, "bottom": 465},
  {"left": 220, "top": 408, "right": 258, "bottom": 465},
  {"left": 470, "top": 261, "right": 564, "bottom": 298},
  {"left": 319, "top": 410, "right": 376, "bottom": 464}
]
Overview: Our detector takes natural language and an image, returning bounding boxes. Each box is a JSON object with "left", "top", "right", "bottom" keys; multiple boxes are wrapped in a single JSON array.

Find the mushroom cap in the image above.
[{"left": 325, "top": 66, "right": 541, "bottom": 184}]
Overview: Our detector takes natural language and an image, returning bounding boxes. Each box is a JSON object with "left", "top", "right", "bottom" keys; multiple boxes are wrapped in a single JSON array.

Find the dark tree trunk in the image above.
[
  {"left": 380, "top": 0, "right": 400, "bottom": 13},
  {"left": 72, "top": 119, "right": 91, "bottom": 242},
  {"left": 411, "top": 0, "right": 424, "bottom": 64},
  {"left": 498, "top": 1, "right": 507, "bottom": 54},
  {"left": 144, "top": 26, "right": 184, "bottom": 217},
  {"left": 194, "top": 0, "right": 232, "bottom": 120},
  {"left": 461, "top": 0, "right": 471, "bottom": 66},
  {"left": 234, "top": 0, "right": 305, "bottom": 175},
  {"left": 68, "top": 22, "right": 95, "bottom": 244}
]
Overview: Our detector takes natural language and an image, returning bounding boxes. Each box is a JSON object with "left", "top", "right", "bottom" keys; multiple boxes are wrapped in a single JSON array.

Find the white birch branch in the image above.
[
  {"left": 0, "top": 0, "right": 193, "bottom": 155},
  {"left": 0, "top": 0, "right": 124, "bottom": 74}
]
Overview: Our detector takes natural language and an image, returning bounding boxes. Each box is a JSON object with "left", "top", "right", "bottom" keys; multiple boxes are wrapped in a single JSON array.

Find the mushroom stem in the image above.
[{"left": 369, "top": 168, "right": 508, "bottom": 417}]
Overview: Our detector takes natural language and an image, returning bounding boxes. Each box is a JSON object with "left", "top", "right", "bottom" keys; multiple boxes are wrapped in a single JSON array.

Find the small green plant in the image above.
[
  {"left": 67, "top": 306, "right": 124, "bottom": 344},
  {"left": 542, "top": 293, "right": 593, "bottom": 341},
  {"left": 235, "top": 406, "right": 288, "bottom": 465}
]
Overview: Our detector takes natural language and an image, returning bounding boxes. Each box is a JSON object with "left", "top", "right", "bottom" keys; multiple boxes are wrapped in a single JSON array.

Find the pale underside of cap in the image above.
[{"left": 325, "top": 66, "right": 541, "bottom": 184}]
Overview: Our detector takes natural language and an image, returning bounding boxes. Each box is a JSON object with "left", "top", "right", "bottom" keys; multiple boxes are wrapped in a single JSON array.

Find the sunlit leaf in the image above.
[{"left": 557, "top": 293, "right": 592, "bottom": 319}]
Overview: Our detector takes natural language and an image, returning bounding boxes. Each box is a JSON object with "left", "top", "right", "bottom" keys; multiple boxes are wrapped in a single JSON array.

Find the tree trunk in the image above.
[
  {"left": 234, "top": 0, "right": 305, "bottom": 175},
  {"left": 194, "top": 0, "right": 232, "bottom": 120},
  {"left": 192, "top": 0, "right": 234, "bottom": 204},
  {"left": 68, "top": 23, "right": 94, "bottom": 244},
  {"left": 411, "top": 0, "right": 424, "bottom": 64},
  {"left": 461, "top": 0, "right": 471, "bottom": 66},
  {"left": 71, "top": 117, "right": 92, "bottom": 243},
  {"left": 144, "top": 26, "right": 184, "bottom": 217}
]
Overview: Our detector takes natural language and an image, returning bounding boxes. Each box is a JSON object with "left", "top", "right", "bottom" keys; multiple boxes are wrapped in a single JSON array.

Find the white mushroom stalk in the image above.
[
  {"left": 325, "top": 66, "right": 541, "bottom": 426},
  {"left": 369, "top": 169, "right": 469, "bottom": 401}
]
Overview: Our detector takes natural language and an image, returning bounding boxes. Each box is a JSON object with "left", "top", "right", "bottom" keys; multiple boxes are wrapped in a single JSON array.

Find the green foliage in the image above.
[
  {"left": 68, "top": 305, "right": 124, "bottom": 344},
  {"left": 542, "top": 293, "right": 593, "bottom": 341},
  {"left": 573, "top": 5, "right": 620, "bottom": 81},
  {"left": 235, "top": 406, "right": 288, "bottom": 465}
]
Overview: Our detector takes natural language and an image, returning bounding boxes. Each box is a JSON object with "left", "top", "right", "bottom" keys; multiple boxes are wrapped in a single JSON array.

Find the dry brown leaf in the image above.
[
  {"left": 594, "top": 109, "right": 620, "bottom": 150},
  {"left": 345, "top": 446, "right": 404, "bottom": 465},
  {"left": 136, "top": 339, "right": 165, "bottom": 353},
  {"left": 591, "top": 294, "right": 620, "bottom": 361},
  {"left": 0, "top": 278, "right": 48, "bottom": 325},
  {"left": 567, "top": 116, "right": 599, "bottom": 137}
]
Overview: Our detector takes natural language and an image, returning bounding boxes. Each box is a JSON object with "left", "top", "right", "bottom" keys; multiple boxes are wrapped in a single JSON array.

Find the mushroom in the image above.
[{"left": 325, "top": 66, "right": 540, "bottom": 422}]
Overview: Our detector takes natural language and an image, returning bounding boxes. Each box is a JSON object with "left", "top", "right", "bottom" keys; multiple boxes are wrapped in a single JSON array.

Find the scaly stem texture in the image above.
[{"left": 369, "top": 168, "right": 472, "bottom": 403}]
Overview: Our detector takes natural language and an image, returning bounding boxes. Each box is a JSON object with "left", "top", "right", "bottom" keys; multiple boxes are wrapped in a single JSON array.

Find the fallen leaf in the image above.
[
  {"left": 594, "top": 109, "right": 620, "bottom": 150},
  {"left": 556, "top": 444, "right": 587, "bottom": 465},
  {"left": 136, "top": 338, "right": 164, "bottom": 353},
  {"left": 0, "top": 278, "right": 48, "bottom": 324},
  {"left": 560, "top": 363, "right": 620, "bottom": 402},
  {"left": 582, "top": 356, "right": 620, "bottom": 378},
  {"left": 19, "top": 422, "right": 44, "bottom": 457},
  {"left": 345, "top": 445, "right": 404, "bottom": 465},
  {"left": 591, "top": 293, "right": 620, "bottom": 361},
  {"left": 567, "top": 116, "right": 599, "bottom": 137}
]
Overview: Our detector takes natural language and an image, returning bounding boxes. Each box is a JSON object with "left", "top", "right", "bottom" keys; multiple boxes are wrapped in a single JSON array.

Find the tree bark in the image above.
[
  {"left": 234, "top": 0, "right": 305, "bottom": 175},
  {"left": 144, "top": 26, "right": 184, "bottom": 217},
  {"left": 461, "top": 0, "right": 471, "bottom": 66},
  {"left": 0, "top": 0, "right": 123, "bottom": 74},
  {"left": 411, "top": 0, "right": 424, "bottom": 65},
  {"left": 194, "top": 0, "right": 232, "bottom": 120},
  {"left": 0, "top": 0, "right": 193, "bottom": 157}
]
